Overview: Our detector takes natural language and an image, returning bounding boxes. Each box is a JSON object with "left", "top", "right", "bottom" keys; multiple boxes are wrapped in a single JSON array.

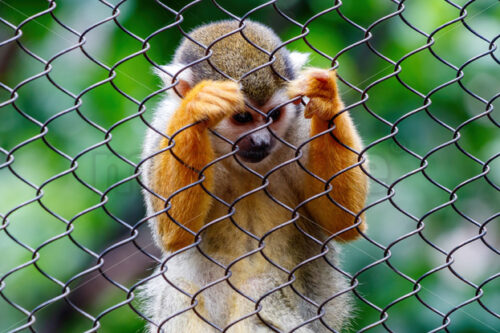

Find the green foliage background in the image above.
[{"left": 0, "top": 0, "right": 498, "bottom": 332}]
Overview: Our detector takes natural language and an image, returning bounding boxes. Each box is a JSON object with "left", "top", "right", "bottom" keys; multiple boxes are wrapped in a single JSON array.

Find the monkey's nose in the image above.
[{"left": 249, "top": 137, "right": 271, "bottom": 151}]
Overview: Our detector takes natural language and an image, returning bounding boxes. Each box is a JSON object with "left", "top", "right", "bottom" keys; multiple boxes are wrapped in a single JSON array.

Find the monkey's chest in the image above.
[
  {"left": 187, "top": 217, "right": 339, "bottom": 332},
  {"left": 202, "top": 187, "right": 308, "bottom": 255},
  {"left": 200, "top": 190, "right": 324, "bottom": 283},
  {"left": 169, "top": 190, "right": 344, "bottom": 332}
]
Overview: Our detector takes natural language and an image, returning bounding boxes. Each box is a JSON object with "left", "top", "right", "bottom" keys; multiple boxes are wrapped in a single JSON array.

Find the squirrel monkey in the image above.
[{"left": 141, "top": 20, "right": 368, "bottom": 333}]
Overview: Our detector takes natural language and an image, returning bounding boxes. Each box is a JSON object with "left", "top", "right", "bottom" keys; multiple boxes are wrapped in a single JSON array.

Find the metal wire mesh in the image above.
[{"left": 0, "top": 0, "right": 498, "bottom": 332}]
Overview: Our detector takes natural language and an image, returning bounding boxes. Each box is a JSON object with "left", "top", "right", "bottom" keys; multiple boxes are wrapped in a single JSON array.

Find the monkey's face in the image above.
[{"left": 214, "top": 90, "right": 296, "bottom": 164}]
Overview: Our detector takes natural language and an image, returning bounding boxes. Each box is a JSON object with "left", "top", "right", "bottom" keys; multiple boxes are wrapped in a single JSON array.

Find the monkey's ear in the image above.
[
  {"left": 154, "top": 63, "right": 194, "bottom": 97},
  {"left": 289, "top": 51, "right": 310, "bottom": 73}
]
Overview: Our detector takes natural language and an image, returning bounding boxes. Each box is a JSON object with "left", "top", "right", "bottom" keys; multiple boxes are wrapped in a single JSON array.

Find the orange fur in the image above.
[
  {"left": 289, "top": 69, "right": 368, "bottom": 241},
  {"left": 152, "top": 80, "right": 244, "bottom": 251}
]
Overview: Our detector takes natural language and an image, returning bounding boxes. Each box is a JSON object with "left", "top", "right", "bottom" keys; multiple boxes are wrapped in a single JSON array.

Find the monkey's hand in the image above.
[
  {"left": 178, "top": 80, "right": 244, "bottom": 128},
  {"left": 151, "top": 80, "right": 243, "bottom": 252},
  {"left": 288, "top": 69, "right": 368, "bottom": 241},
  {"left": 288, "top": 68, "right": 343, "bottom": 121}
]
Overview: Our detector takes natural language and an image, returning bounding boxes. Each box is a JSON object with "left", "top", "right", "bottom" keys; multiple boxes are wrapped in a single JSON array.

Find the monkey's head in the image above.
[{"left": 156, "top": 20, "right": 308, "bottom": 164}]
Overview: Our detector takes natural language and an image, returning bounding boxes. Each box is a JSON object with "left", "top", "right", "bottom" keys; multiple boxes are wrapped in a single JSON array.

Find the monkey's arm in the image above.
[
  {"left": 289, "top": 69, "right": 368, "bottom": 241},
  {"left": 150, "top": 81, "right": 244, "bottom": 251}
]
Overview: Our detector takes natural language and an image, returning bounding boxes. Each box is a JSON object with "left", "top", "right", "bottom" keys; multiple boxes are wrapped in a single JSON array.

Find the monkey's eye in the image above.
[
  {"left": 269, "top": 108, "right": 281, "bottom": 122},
  {"left": 232, "top": 112, "right": 253, "bottom": 124}
]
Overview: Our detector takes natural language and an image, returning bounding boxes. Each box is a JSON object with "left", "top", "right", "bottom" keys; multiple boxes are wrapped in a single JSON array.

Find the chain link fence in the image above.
[{"left": 0, "top": 0, "right": 498, "bottom": 332}]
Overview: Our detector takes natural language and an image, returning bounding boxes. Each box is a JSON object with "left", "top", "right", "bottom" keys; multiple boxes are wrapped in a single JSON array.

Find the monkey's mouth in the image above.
[{"left": 237, "top": 149, "right": 270, "bottom": 163}]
